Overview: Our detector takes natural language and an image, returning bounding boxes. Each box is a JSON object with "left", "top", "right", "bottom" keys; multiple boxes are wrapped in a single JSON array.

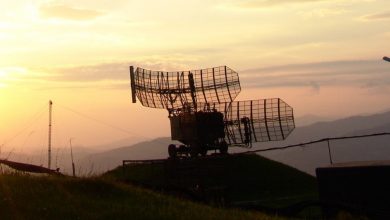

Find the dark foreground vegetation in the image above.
[
  {"left": 0, "top": 172, "right": 282, "bottom": 220},
  {"left": 0, "top": 154, "right": 368, "bottom": 219},
  {"left": 106, "top": 154, "right": 320, "bottom": 218},
  {"left": 107, "top": 154, "right": 318, "bottom": 207}
]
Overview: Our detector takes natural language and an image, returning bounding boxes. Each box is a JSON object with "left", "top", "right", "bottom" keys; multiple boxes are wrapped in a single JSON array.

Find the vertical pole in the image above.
[
  {"left": 224, "top": 66, "right": 233, "bottom": 101},
  {"left": 327, "top": 139, "right": 333, "bottom": 165},
  {"left": 188, "top": 72, "right": 197, "bottom": 109},
  {"left": 277, "top": 98, "right": 285, "bottom": 139},
  {"left": 48, "top": 100, "right": 53, "bottom": 169},
  {"left": 130, "top": 66, "right": 137, "bottom": 103},
  {"left": 69, "top": 138, "right": 76, "bottom": 177},
  {"left": 212, "top": 67, "right": 220, "bottom": 103},
  {"left": 264, "top": 99, "right": 271, "bottom": 141}
]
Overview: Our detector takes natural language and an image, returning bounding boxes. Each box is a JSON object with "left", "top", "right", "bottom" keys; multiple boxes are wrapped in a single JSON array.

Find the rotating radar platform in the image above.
[{"left": 129, "top": 66, "right": 295, "bottom": 158}]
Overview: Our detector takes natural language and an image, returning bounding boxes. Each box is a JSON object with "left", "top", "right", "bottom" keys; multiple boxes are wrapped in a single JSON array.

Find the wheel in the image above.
[
  {"left": 189, "top": 143, "right": 200, "bottom": 157},
  {"left": 219, "top": 141, "right": 228, "bottom": 154},
  {"left": 178, "top": 145, "right": 188, "bottom": 157},
  {"left": 189, "top": 147, "right": 199, "bottom": 157},
  {"left": 168, "top": 144, "right": 177, "bottom": 158},
  {"left": 200, "top": 146, "right": 207, "bottom": 156}
]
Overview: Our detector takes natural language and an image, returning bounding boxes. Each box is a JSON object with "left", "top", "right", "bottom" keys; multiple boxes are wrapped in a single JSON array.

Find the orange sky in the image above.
[{"left": 1, "top": 0, "right": 390, "bottom": 152}]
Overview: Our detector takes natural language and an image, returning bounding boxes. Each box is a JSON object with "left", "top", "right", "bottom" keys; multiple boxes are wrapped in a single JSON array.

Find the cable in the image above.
[
  {"left": 2, "top": 101, "right": 47, "bottom": 147},
  {"left": 122, "top": 132, "right": 390, "bottom": 163},
  {"left": 56, "top": 103, "right": 164, "bottom": 144},
  {"left": 238, "top": 132, "right": 390, "bottom": 154}
]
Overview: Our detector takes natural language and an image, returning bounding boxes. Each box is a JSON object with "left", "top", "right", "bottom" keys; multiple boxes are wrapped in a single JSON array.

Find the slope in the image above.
[
  {"left": 0, "top": 173, "right": 281, "bottom": 220},
  {"left": 106, "top": 154, "right": 318, "bottom": 210}
]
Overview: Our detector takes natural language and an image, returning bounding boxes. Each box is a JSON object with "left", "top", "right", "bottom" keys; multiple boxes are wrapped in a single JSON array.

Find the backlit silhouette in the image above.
[{"left": 129, "top": 66, "right": 295, "bottom": 157}]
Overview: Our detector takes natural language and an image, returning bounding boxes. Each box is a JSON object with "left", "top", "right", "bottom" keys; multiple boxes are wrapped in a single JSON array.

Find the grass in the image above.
[
  {"left": 106, "top": 154, "right": 319, "bottom": 209},
  {"left": 0, "top": 154, "right": 369, "bottom": 219},
  {"left": 0, "top": 172, "right": 283, "bottom": 220}
]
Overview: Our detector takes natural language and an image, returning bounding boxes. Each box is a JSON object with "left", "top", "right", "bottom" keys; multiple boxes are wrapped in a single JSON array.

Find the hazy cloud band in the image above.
[
  {"left": 22, "top": 59, "right": 390, "bottom": 91},
  {"left": 39, "top": 4, "right": 104, "bottom": 20}
]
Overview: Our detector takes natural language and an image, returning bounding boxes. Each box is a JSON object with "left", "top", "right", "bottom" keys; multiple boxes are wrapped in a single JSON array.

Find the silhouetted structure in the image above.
[
  {"left": 48, "top": 100, "right": 53, "bottom": 169},
  {"left": 0, "top": 159, "right": 61, "bottom": 175},
  {"left": 129, "top": 66, "right": 295, "bottom": 157},
  {"left": 384, "top": 56, "right": 390, "bottom": 62},
  {"left": 317, "top": 162, "right": 390, "bottom": 219}
]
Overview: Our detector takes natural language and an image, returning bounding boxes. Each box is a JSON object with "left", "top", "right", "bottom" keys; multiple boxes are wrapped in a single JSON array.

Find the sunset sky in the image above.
[{"left": 1, "top": 0, "right": 389, "bottom": 152}]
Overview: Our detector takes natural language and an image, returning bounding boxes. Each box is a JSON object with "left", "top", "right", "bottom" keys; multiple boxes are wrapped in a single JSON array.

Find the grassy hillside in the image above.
[
  {"left": 106, "top": 154, "right": 318, "bottom": 210},
  {"left": 0, "top": 173, "right": 281, "bottom": 220}
]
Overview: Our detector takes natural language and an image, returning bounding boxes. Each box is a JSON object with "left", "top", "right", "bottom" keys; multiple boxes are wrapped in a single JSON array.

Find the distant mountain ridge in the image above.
[
  {"left": 295, "top": 114, "right": 333, "bottom": 127},
  {"left": 260, "top": 111, "right": 390, "bottom": 175},
  {"left": 291, "top": 110, "right": 390, "bottom": 141},
  {"left": 77, "top": 138, "right": 179, "bottom": 174}
]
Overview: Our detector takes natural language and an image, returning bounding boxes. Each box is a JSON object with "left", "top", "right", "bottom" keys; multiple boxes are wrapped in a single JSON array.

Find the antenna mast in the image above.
[
  {"left": 69, "top": 138, "right": 76, "bottom": 177},
  {"left": 48, "top": 100, "right": 53, "bottom": 169}
]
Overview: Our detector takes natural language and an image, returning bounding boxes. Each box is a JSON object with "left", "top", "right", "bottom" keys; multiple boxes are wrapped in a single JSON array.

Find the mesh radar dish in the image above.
[
  {"left": 130, "top": 65, "right": 295, "bottom": 157},
  {"left": 224, "top": 99, "right": 294, "bottom": 147},
  {"left": 130, "top": 66, "right": 241, "bottom": 111}
]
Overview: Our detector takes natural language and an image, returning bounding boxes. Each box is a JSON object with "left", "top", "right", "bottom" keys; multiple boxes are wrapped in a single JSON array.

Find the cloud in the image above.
[
  {"left": 309, "top": 81, "right": 321, "bottom": 93},
  {"left": 362, "top": 11, "right": 390, "bottom": 20},
  {"left": 25, "top": 60, "right": 194, "bottom": 90},
  {"left": 19, "top": 58, "right": 390, "bottom": 92},
  {"left": 39, "top": 4, "right": 104, "bottom": 20},
  {"left": 299, "top": 8, "right": 347, "bottom": 18},
  {"left": 235, "top": 0, "right": 329, "bottom": 8},
  {"left": 39, "top": 63, "right": 129, "bottom": 82},
  {"left": 240, "top": 59, "right": 390, "bottom": 90}
]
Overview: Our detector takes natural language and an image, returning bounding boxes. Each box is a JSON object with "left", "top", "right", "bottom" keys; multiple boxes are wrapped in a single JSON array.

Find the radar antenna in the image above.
[{"left": 129, "top": 65, "right": 295, "bottom": 157}]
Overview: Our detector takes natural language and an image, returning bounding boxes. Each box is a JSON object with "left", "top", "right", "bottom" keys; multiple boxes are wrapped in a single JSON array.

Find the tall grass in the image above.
[{"left": 0, "top": 173, "right": 283, "bottom": 220}]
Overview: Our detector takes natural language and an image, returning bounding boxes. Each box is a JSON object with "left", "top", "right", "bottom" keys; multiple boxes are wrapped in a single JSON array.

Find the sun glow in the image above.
[
  {"left": 0, "top": 70, "right": 7, "bottom": 77},
  {"left": 0, "top": 70, "right": 8, "bottom": 88},
  {"left": 0, "top": 0, "right": 389, "bottom": 150}
]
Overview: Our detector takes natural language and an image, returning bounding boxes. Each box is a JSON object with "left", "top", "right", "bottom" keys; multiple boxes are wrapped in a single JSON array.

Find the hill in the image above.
[
  {"left": 106, "top": 154, "right": 318, "bottom": 211},
  {"left": 0, "top": 173, "right": 281, "bottom": 220},
  {"left": 294, "top": 114, "right": 333, "bottom": 127}
]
